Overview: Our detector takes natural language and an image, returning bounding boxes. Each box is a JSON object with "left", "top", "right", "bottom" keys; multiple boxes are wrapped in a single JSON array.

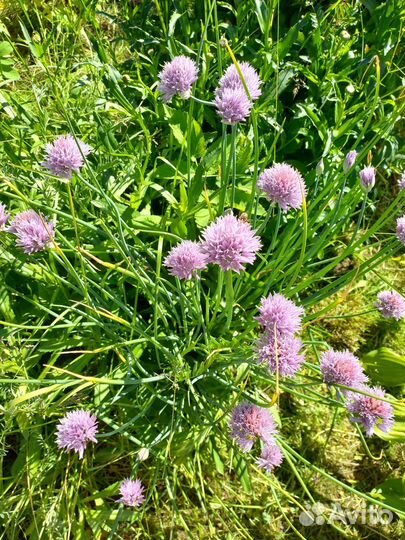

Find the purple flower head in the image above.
[
  {"left": 376, "top": 290, "right": 405, "bottom": 320},
  {"left": 118, "top": 478, "right": 146, "bottom": 508},
  {"left": 158, "top": 55, "right": 198, "bottom": 103},
  {"left": 42, "top": 135, "right": 92, "bottom": 179},
  {"left": 398, "top": 172, "right": 405, "bottom": 190},
  {"left": 8, "top": 210, "right": 55, "bottom": 254},
  {"left": 343, "top": 150, "right": 357, "bottom": 173},
  {"left": 256, "top": 331, "right": 305, "bottom": 378},
  {"left": 0, "top": 203, "right": 10, "bottom": 228},
  {"left": 396, "top": 216, "right": 405, "bottom": 246},
  {"left": 215, "top": 86, "right": 252, "bottom": 125},
  {"left": 359, "top": 166, "right": 375, "bottom": 192},
  {"left": 219, "top": 62, "right": 262, "bottom": 101},
  {"left": 256, "top": 442, "right": 283, "bottom": 473},
  {"left": 200, "top": 214, "right": 261, "bottom": 272},
  {"left": 257, "top": 163, "right": 307, "bottom": 212},
  {"left": 56, "top": 409, "right": 98, "bottom": 459},
  {"left": 230, "top": 402, "right": 277, "bottom": 451},
  {"left": 256, "top": 293, "right": 304, "bottom": 335},
  {"left": 164, "top": 240, "right": 207, "bottom": 280},
  {"left": 320, "top": 349, "right": 368, "bottom": 390},
  {"left": 346, "top": 386, "right": 394, "bottom": 437}
]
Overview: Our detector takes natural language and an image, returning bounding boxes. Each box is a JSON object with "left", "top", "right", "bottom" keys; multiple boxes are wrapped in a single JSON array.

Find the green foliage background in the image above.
[{"left": 0, "top": 0, "right": 404, "bottom": 538}]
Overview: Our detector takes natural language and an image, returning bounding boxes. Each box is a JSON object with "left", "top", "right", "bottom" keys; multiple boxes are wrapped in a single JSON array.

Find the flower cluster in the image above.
[
  {"left": 201, "top": 214, "right": 262, "bottom": 272},
  {"left": 4, "top": 49, "right": 404, "bottom": 505},
  {"left": 164, "top": 240, "right": 207, "bottom": 280},
  {"left": 219, "top": 62, "right": 262, "bottom": 100},
  {"left": 6, "top": 209, "right": 55, "bottom": 254},
  {"left": 215, "top": 61, "right": 262, "bottom": 124},
  {"left": 56, "top": 409, "right": 98, "bottom": 459},
  {"left": 118, "top": 478, "right": 146, "bottom": 507},
  {"left": 256, "top": 332, "right": 304, "bottom": 378},
  {"left": 164, "top": 213, "right": 261, "bottom": 279},
  {"left": 256, "top": 293, "right": 305, "bottom": 378},
  {"left": 257, "top": 163, "right": 307, "bottom": 212},
  {"left": 346, "top": 386, "right": 394, "bottom": 437},
  {"left": 157, "top": 55, "right": 262, "bottom": 125},
  {"left": 359, "top": 166, "right": 375, "bottom": 192},
  {"left": 320, "top": 349, "right": 368, "bottom": 391},
  {"left": 343, "top": 150, "right": 357, "bottom": 173},
  {"left": 0, "top": 203, "right": 10, "bottom": 228},
  {"left": 396, "top": 216, "right": 405, "bottom": 245},
  {"left": 158, "top": 55, "right": 198, "bottom": 103},
  {"left": 256, "top": 293, "right": 304, "bottom": 335},
  {"left": 42, "top": 134, "right": 92, "bottom": 179},
  {"left": 230, "top": 402, "right": 283, "bottom": 473},
  {"left": 376, "top": 290, "right": 405, "bottom": 320},
  {"left": 319, "top": 349, "right": 394, "bottom": 437}
]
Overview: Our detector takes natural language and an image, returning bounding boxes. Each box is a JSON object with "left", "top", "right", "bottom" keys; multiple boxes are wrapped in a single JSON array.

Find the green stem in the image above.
[
  {"left": 349, "top": 193, "right": 367, "bottom": 246},
  {"left": 230, "top": 124, "right": 237, "bottom": 209},
  {"left": 257, "top": 206, "right": 273, "bottom": 235},
  {"left": 218, "top": 124, "right": 228, "bottom": 214},
  {"left": 67, "top": 182, "right": 89, "bottom": 302},
  {"left": 249, "top": 111, "right": 260, "bottom": 222},
  {"left": 209, "top": 269, "right": 224, "bottom": 327},
  {"left": 225, "top": 270, "right": 234, "bottom": 329},
  {"left": 354, "top": 423, "right": 383, "bottom": 461},
  {"left": 287, "top": 191, "right": 308, "bottom": 289},
  {"left": 190, "top": 95, "right": 215, "bottom": 107},
  {"left": 269, "top": 206, "right": 282, "bottom": 253}
]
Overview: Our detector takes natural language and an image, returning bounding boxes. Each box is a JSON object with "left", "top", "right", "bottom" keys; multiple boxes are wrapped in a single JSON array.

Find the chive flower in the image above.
[
  {"left": 215, "top": 86, "right": 252, "bottom": 125},
  {"left": 118, "top": 478, "right": 146, "bottom": 508},
  {"left": 230, "top": 402, "right": 277, "bottom": 451},
  {"left": 346, "top": 386, "right": 394, "bottom": 437},
  {"left": 8, "top": 210, "right": 55, "bottom": 254},
  {"left": 343, "top": 150, "right": 357, "bottom": 173},
  {"left": 164, "top": 240, "right": 207, "bottom": 280},
  {"left": 396, "top": 216, "right": 405, "bottom": 245},
  {"left": 257, "top": 163, "right": 307, "bottom": 212},
  {"left": 200, "top": 214, "right": 261, "bottom": 272},
  {"left": 56, "top": 409, "right": 98, "bottom": 459},
  {"left": 0, "top": 203, "right": 9, "bottom": 228},
  {"left": 256, "top": 331, "right": 305, "bottom": 378},
  {"left": 42, "top": 134, "right": 92, "bottom": 179},
  {"left": 256, "top": 442, "right": 283, "bottom": 473},
  {"left": 320, "top": 349, "right": 368, "bottom": 390},
  {"left": 157, "top": 55, "right": 198, "bottom": 103},
  {"left": 375, "top": 290, "right": 405, "bottom": 320},
  {"left": 359, "top": 166, "right": 375, "bottom": 192},
  {"left": 256, "top": 293, "right": 304, "bottom": 336},
  {"left": 219, "top": 61, "right": 262, "bottom": 101}
]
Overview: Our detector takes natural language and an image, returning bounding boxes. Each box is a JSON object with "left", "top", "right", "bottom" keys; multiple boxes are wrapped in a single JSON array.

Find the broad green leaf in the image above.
[
  {"left": 370, "top": 478, "right": 405, "bottom": 517},
  {"left": 377, "top": 401, "right": 405, "bottom": 442},
  {"left": 0, "top": 41, "right": 13, "bottom": 57},
  {"left": 362, "top": 348, "right": 405, "bottom": 387},
  {"left": 234, "top": 454, "right": 252, "bottom": 493}
]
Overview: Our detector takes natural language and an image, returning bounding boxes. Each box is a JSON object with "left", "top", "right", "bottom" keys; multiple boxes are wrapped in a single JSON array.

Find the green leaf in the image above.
[
  {"left": 0, "top": 41, "right": 13, "bottom": 57},
  {"left": 168, "top": 11, "right": 183, "bottom": 36},
  {"left": 277, "top": 23, "right": 299, "bottom": 61},
  {"left": 362, "top": 347, "right": 405, "bottom": 387},
  {"left": 212, "top": 445, "right": 225, "bottom": 475},
  {"left": 370, "top": 478, "right": 405, "bottom": 517},
  {"left": 234, "top": 454, "right": 252, "bottom": 493}
]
